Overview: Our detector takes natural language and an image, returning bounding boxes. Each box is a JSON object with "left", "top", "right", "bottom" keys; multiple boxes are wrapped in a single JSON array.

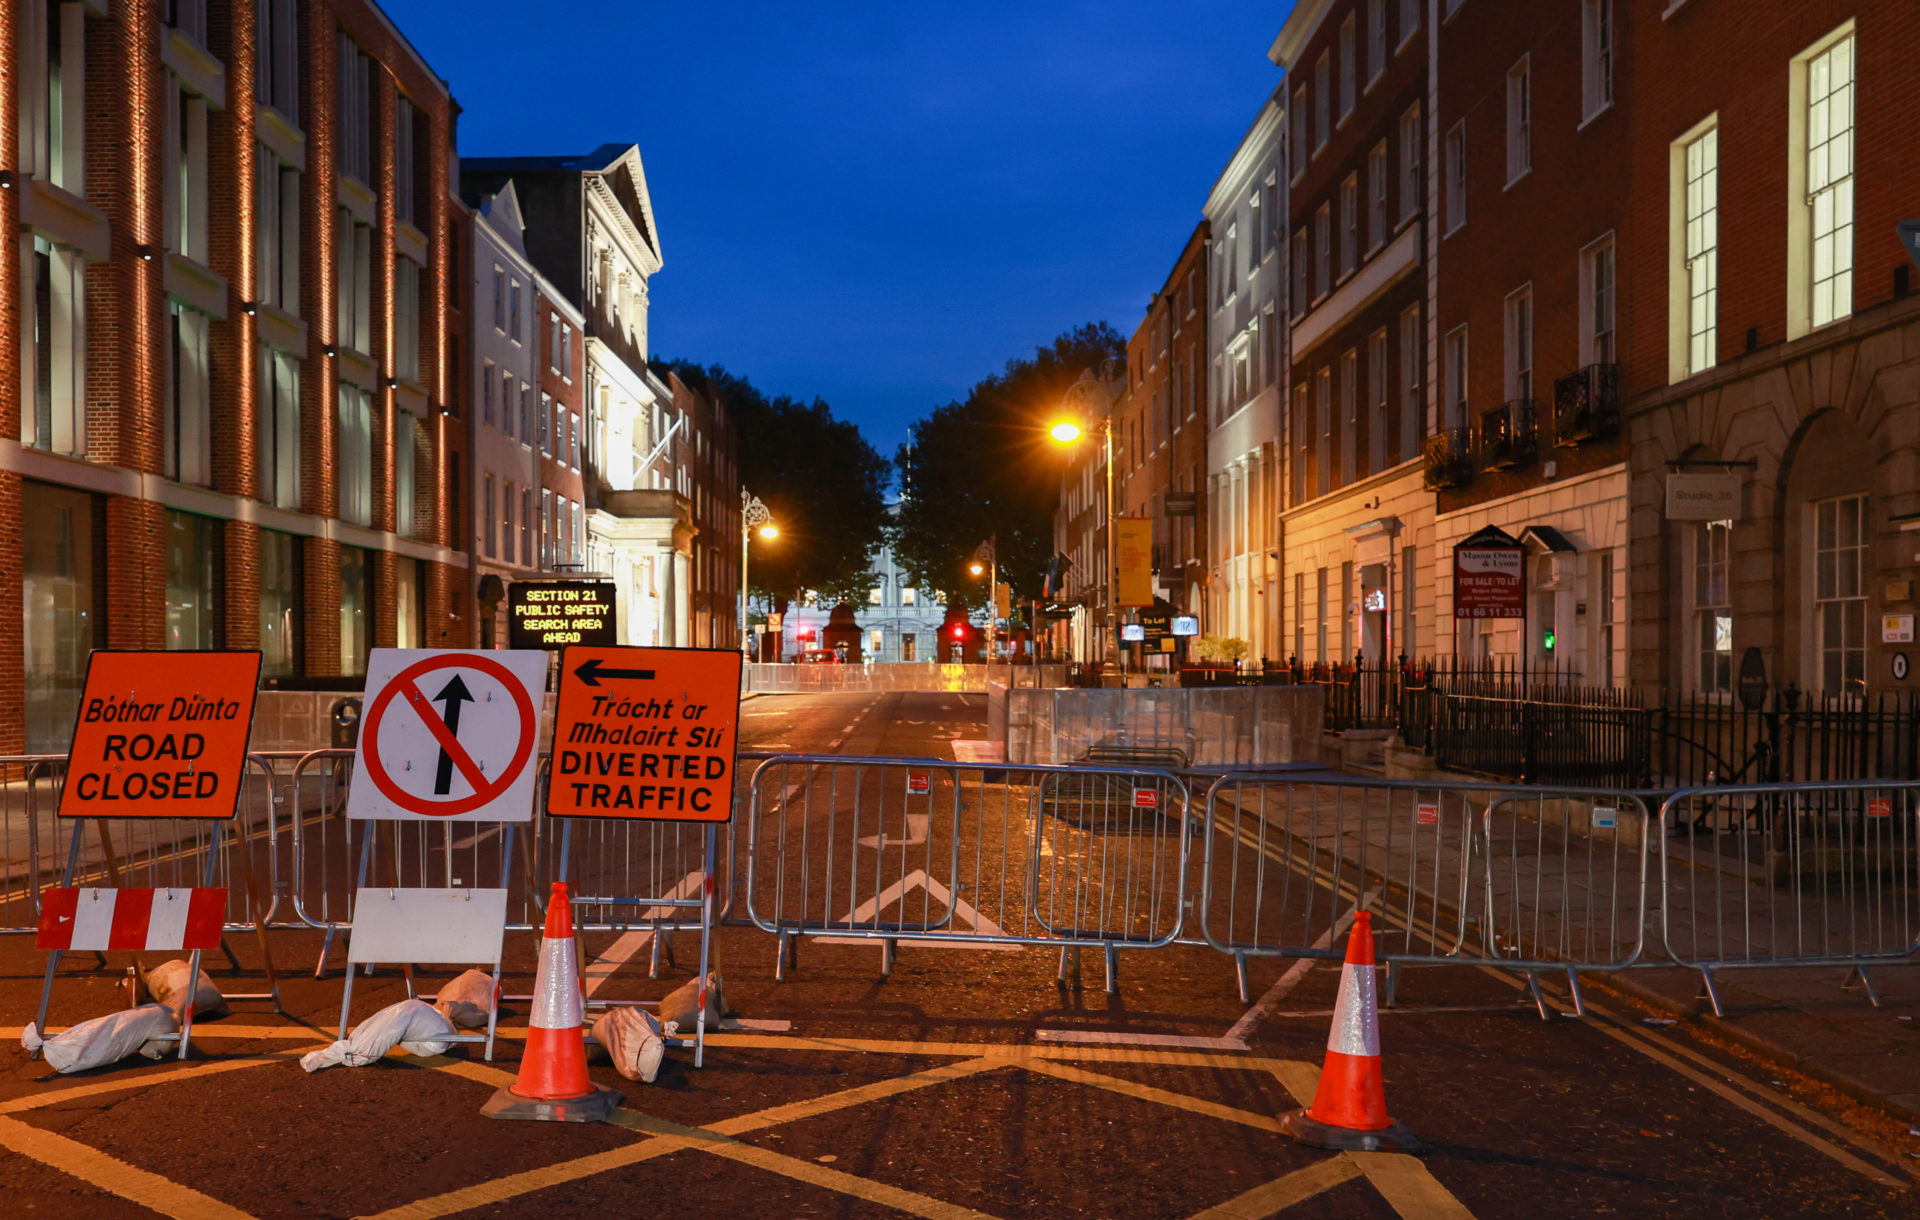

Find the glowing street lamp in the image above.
[
  {"left": 741, "top": 489, "right": 777, "bottom": 658},
  {"left": 1048, "top": 370, "right": 1118, "bottom": 667}
]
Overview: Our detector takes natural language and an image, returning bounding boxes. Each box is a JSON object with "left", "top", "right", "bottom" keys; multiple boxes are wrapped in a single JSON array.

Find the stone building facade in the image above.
[{"left": 1204, "top": 88, "right": 1287, "bottom": 661}]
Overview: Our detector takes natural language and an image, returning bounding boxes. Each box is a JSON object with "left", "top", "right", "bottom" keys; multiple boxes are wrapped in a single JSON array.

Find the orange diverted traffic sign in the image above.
[
  {"left": 548, "top": 646, "right": 743, "bottom": 822},
  {"left": 59, "top": 650, "right": 262, "bottom": 820}
]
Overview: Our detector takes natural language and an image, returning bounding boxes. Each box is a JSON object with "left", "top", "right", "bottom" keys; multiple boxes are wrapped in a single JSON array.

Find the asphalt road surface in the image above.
[{"left": 1, "top": 690, "right": 1915, "bottom": 1219}]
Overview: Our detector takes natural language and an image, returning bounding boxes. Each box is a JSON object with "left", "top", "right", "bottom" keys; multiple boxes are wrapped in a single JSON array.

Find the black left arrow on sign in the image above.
[
  {"left": 573, "top": 657, "right": 657, "bottom": 687},
  {"left": 431, "top": 675, "right": 475, "bottom": 794}
]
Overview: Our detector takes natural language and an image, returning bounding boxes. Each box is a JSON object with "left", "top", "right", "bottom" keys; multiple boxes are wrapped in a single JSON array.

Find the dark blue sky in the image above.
[{"left": 395, "top": 1, "right": 1290, "bottom": 457}]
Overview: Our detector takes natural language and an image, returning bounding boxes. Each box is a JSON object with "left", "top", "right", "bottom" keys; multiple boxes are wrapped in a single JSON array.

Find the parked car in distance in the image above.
[{"left": 795, "top": 648, "right": 839, "bottom": 663}]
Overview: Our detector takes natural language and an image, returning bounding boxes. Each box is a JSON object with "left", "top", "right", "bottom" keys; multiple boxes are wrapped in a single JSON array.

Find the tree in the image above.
[
  {"left": 891, "top": 323, "right": 1124, "bottom": 609},
  {"left": 660, "top": 361, "right": 889, "bottom": 610}
]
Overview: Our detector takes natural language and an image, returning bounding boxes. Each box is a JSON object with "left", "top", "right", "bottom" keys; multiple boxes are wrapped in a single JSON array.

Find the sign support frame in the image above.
[
  {"left": 32, "top": 818, "right": 264, "bottom": 1061},
  {"left": 335, "top": 814, "right": 516, "bottom": 1061}
]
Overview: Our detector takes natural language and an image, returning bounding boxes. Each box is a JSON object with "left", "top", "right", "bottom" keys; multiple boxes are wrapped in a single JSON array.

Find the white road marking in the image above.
[
  {"left": 1035, "top": 893, "right": 1364, "bottom": 1052},
  {"left": 816, "top": 868, "right": 1020, "bottom": 951},
  {"left": 1036, "top": 1030, "right": 1251, "bottom": 1049},
  {"left": 579, "top": 868, "right": 709, "bottom": 997},
  {"left": 1223, "top": 902, "right": 1361, "bottom": 1044},
  {"left": 449, "top": 826, "right": 501, "bottom": 850},
  {"left": 857, "top": 814, "right": 929, "bottom": 849}
]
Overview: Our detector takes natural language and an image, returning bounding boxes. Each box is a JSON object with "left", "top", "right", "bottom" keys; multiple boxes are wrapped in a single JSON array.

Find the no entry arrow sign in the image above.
[{"left": 348, "top": 649, "right": 548, "bottom": 821}]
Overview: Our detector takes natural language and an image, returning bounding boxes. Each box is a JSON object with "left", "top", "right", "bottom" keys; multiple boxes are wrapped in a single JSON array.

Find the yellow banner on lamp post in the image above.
[
  {"left": 1116, "top": 517, "right": 1154, "bottom": 608},
  {"left": 995, "top": 583, "right": 1011, "bottom": 619}
]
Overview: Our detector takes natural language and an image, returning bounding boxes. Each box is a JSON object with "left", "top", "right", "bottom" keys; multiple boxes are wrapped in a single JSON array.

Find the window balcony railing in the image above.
[
  {"left": 1553, "top": 362, "right": 1620, "bottom": 447},
  {"left": 1422, "top": 426, "right": 1475, "bottom": 490},
  {"left": 1479, "top": 399, "right": 1539, "bottom": 471}
]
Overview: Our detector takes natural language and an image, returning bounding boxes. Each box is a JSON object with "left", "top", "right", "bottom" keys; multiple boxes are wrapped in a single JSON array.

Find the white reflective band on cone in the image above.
[
  {"left": 528, "top": 935, "right": 584, "bottom": 1030},
  {"left": 1326, "top": 961, "right": 1381, "bottom": 1057}
]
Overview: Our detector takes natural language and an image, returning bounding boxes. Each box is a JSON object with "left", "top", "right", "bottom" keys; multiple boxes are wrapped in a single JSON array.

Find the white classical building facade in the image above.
[
  {"left": 1204, "top": 89, "right": 1288, "bottom": 662},
  {"left": 463, "top": 145, "right": 689, "bottom": 648}
]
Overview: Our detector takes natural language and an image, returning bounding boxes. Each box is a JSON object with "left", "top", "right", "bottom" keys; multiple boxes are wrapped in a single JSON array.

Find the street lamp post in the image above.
[
  {"left": 740, "top": 489, "right": 776, "bottom": 661},
  {"left": 1050, "top": 370, "right": 1118, "bottom": 672},
  {"left": 970, "top": 537, "right": 997, "bottom": 681}
]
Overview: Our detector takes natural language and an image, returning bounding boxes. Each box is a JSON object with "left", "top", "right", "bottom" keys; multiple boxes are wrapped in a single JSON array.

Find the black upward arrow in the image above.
[
  {"left": 573, "top": 657, "right": 656, "bottom": 687},
  {"left": 431, "top": 675, "right": 475, "bottom": 794}
]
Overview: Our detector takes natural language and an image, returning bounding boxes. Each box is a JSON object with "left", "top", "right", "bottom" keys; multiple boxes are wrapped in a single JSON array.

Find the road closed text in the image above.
[{"left": 58, "top": 650, "right": 263, "bottom": 821}]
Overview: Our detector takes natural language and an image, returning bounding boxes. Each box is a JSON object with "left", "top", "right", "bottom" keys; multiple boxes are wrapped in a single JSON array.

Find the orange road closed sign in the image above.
[
  {"left": 59, "top": 650, "right": 262, "bottom": 820},
  {"left": 547, "top": 645, "right": 743, "bottom": 822}
]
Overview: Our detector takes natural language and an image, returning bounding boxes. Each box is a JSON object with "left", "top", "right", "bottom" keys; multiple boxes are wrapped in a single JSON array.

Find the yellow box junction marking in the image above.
[{"left": 0, "top": 1115, "right": 257, "bottom": 1220}]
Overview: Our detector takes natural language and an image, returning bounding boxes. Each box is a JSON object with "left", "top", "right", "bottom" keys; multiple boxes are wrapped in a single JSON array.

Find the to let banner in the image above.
[
  {"left": 1452, "top": 526, "right": 1526, "bottom": 620},
  {"left": 1116, "top": 517, "right": 1154, "bottom": 608}
]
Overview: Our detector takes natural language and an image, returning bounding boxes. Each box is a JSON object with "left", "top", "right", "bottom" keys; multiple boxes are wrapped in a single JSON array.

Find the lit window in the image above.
[
  {"left": 1694, "top": 520, "right": 1733, "bottom": 693},
  {"left": 1814, "top": 496, "right": 1866, "bottom": 692},
  {"left": 1682, "top": 125, "right": 1718, "bottom": 375},
  {"left": 1805, "top": 33, "right": 1855, "bottom": 329}
]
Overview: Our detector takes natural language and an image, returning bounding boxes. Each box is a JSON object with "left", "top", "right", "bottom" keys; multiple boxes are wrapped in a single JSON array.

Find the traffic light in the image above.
[
  {"left": 1542, "top": 627, "right": 1556, "bottom": 653},
  {"left": 951, "top": 624, "right": 966, "bottom": 640}
]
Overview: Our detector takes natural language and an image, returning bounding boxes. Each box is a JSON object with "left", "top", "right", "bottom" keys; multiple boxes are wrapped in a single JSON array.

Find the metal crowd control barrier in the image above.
[
  {"left": 1660, "top": 780, "right": 1920, "bottom": 1015},
  {"left": 743, "top": 754, "right": 1190, "bottom": 992},
  {"left": 0, "top": 757, "right": 66, "bottom": 933},
  {"left": 1199, "top": 774, "right": 1651, "bottom": 1017},
  {"left": 2, "top": 753, "right": 287, "bottom": 941}
]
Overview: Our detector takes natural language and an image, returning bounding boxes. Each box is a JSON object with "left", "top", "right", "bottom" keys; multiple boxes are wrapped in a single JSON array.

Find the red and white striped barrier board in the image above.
[{"left": 36, "top": 887, "right": 226, "bottom": 952}]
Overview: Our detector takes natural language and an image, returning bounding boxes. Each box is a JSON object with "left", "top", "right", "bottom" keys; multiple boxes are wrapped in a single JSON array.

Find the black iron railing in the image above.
[
  {"left": 1422, "top": 426, "right": 1475, "bottom": 489},
  {"left": 1479, "top": 399, "right": 1539, "bottom": 470},
  {"left": 1553, "top": 362, "right": 1620, "bottom": 446}
]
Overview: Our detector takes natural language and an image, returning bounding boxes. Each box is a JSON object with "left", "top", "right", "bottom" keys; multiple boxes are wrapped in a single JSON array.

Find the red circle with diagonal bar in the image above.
[{"left": 361, "top": 653, "right": 538, "bottom": 817}]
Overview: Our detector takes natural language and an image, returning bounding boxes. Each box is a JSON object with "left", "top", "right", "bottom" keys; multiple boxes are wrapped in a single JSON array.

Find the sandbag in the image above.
[
  {"left": 432, "top": 969, "right": 497, "bottom": 1029},
  {"left": 144, "top": 959, "right": 229, "bottom": 1021},
  {"left": 22, "top": 1004, "right": 177, "bottom": 1074},
  {"left": 591, "top": 1008, "right": 666, "bottom": 1083},
  {"left": 656, "top": 971, "right": 727, "bottom": 1033},
  {"left": 301, "top": 999, "right": 457, "bottom": 1072}
]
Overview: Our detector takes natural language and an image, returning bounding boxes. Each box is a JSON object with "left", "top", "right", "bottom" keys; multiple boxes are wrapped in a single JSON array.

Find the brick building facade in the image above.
[
  {"left": 1274, "top": 0, "right": 1430, "bottom": 670},
  {"left": 667, "top": 369, "right": 738, "bottom": 650},
  {"left": 1427, "top": 0, "right": 1630, "bottom": 681},
  {"left": 1115, "top": 221, "right": 1209, "bottom": 668},
  {"left": 7, "top": 0, "right": 464, "bottom": 751},
  {"left": 1619, "top": 1, "right": 1920, "bottom": 695}
]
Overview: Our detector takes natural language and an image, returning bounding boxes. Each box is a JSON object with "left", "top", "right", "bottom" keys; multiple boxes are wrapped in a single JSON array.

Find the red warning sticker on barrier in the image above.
[
  {"left": 1868, "top": 797, "right": 1892, "bottom": 818},
  {"left": 1416, "top": 803, "right": 1440, "bottom": 826},
  {"left": 907, "top": 772, "right": 931, "bottom": 796},
  {"left": 1133, "top": 788, "right": 1159, "bottom": 810}
]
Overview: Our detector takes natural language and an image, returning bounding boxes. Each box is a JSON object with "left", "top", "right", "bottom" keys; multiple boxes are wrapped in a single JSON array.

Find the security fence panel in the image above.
[
  {"left": 1199, "top": 774, "right": 1650, "bottom": 1015},
  {"left": 743, "top": 754, "right": 1190, "bottom": 990},
  {"left": 1660, "top": 781, "right": 1920, "bottom": 1015}
]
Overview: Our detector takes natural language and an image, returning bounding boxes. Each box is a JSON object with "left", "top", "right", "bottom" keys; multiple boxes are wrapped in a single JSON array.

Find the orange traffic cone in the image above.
[
  {"left": 1280, "top": 910, "right": 1422, "bottom": 1153},
  {"left": 483, "top": 882, "right": 622, "bottom": 1122}
]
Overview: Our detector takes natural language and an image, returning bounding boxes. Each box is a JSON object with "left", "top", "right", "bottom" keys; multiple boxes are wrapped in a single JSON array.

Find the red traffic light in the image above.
[{"left": 951, "top": 624, "right": 965, "bottom": 639}]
